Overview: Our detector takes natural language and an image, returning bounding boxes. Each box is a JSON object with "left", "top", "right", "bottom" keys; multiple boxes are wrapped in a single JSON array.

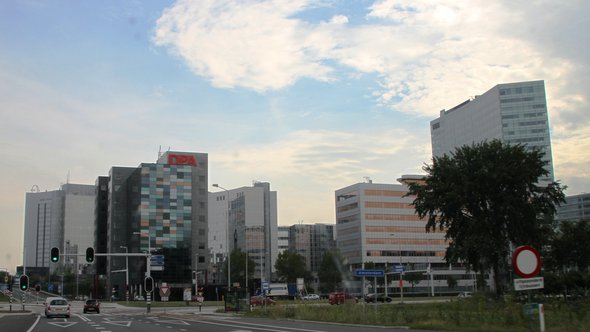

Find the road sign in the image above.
[
  {"left": 512, "top": 245, "right": 541, "bottom": 278},
  {"left": 150, "top": 255, "right": 165, "bottom": 271},
  {"left": 354, "top": 269, "right": 384, "bottom": 277},
  {"left": 393, "top": 265, "right": 406, "bottom": 273},
  {"left": 514, "top": 277, "right": 544, "bottom": 291},
  {"left": 262, "top": 282, "right": 269, "bottom": 290}
]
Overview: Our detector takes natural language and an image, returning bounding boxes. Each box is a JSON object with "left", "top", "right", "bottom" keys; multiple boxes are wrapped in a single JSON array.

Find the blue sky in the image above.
[{"left": 1, "top": 0, "right": 589, "bottom": 272}]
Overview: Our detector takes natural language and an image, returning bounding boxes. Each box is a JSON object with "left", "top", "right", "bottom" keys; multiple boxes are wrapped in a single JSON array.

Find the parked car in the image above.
[
  {"left": 328, "top": 292, "right": 357, "bottom": 305},
  {"left": 364, "top": 293, "right": 393, "bottom": 303},
  {"left": 457, "top": 291, "right": 472, "bottom": 298},
  {"left": 45, "top": 297, "right": 71, "bottom": 318},
  {"left": 134, "top": 295, "right": 145, "bottom": 301},
  {"left": 83, "top": 299, "right": 100, "bottom": 314},
  {"left": 302, "top": 293, "right": 320, "bottom": 300},
  {"left": 250, "top": 295, "right": 276, "bottom": 306}
]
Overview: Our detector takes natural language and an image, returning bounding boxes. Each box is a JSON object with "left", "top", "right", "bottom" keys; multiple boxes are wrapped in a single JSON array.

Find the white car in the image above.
[
  {"left": 45, "top": 297, "right": 71, "bottom": 318},
  {"left": 302, "top": 294, "right": 320, "bottom": 300}
]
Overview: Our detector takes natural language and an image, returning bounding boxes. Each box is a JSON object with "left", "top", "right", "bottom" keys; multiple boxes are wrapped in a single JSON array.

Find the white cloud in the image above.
[
  {"left": 152, "top": 0, "right": 590, "bottom": 197},
  {"left": 153, "top": 0, "right": 333, "bottom": 92}
]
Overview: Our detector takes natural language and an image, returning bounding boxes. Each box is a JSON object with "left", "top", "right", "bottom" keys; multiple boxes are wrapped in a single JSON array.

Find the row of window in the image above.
[
  {"left": 366, "top": 238, "right": 448, "bottom": 245},
  {"left": 365, "top": 201, "right": 414, "bottom": 209},
  {"left": 499, "top": 85, "right": 537, "bottom": 95}
]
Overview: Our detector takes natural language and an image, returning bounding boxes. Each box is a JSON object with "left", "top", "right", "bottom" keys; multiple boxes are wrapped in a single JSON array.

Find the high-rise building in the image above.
[
  {"left": 95, "top": 151, "right": 208, "bottom": 300},
  {"left": 556, "top": 193, "right": 590, "bottom": 223},
  {"left": 430, "top": 80, "right": 554, "bottom": 185},
  {"left": 23, "top": 183, "right": 95, "bottom": 278},
  {"left": 208, "top": 182, "right": 278, "bottom": 284}
]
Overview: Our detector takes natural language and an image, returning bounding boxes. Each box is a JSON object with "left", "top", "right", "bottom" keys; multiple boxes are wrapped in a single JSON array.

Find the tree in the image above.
[
  {"left": 274, "top": 250, "right": 311, "bottom": 283},
  {"left": 404, "top": 272, "right": 422, "bottom": 291},
  {"left": 317, "top": 251, "right": 344, "bottom": 293},
  {"left": 548, "top": 219, "right": 590, "bottom": 273},
  {"left": 446, "top": 275, "right": 458, "bottom": 289},
  {"left": 407, "top": 140, "right": 565, "bottom": 297},
  {"left": 222, "top": 248, "right": 255, "bottom": 288}
]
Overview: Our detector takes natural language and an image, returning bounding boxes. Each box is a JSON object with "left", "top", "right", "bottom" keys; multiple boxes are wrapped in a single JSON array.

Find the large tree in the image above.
[
  {"left": 274, "top": 250, "right": 311, "bottom": 283},
  {"left": 407, "top": 140, "right": 565, "bottom": 296}
]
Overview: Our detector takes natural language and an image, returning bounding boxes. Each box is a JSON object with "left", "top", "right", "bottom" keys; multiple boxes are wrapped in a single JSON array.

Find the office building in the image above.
[
  {"left": 287, "top": 223, "right": 335, "bottom": 274},
  {"left": 278, "top": 226, "right": 289, "bottom": 255},
  {"left": 556, "top": 193, "right": 590, "bottom": 223},
  {"left": 23, "top": 184, "right": 95, "bottom": 274},
  {"left": 95, "top": 151, "right": 208, "bottom": 300},
  {"left": 335, "top": 177, "right": 474, "bottom": 295},
  {"left": 430, "top": 80, "right": 554, "bottom": 185},
  {"left": 208, "top": 182, "right": 278, "bottom": 285}
]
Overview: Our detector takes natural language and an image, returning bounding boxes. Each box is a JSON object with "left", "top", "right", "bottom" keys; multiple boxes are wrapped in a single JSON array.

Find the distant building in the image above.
[
  {"left": 208, "top": 182, "right": 278, "bottom": 284},
  {"left": 95, "top": 151, "right": 208, "bottom": 300},
  {"left": 335, "top": 177, "right": 474, "bottom": 295},
  {"left": 431, "top": 80, "right": 555, "bottom": 185},
  {"left": 556, "top": 193, "right": 590, "bottom": 223},
  {"left": 23, "top": 183, "right": 95, "bottom": 279},
  {"left": 287, "top": 223, "right": 335, "bottom": 274},
  {"left": 278, "top": 226, "right": 289, "bottom": 255}
]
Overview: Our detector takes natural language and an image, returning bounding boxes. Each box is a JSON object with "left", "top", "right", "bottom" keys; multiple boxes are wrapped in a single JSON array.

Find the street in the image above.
[{"left": 1, "top": 301, "right": 432, "bottom": 332}]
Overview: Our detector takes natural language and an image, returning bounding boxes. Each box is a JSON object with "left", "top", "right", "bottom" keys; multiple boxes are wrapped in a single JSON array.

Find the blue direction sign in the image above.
[
  {"left": 392, "top": 265, "right": 406, "bottom": 273},
  {"left": 354, "top": 269, "right": 385, "bottom": 277}
]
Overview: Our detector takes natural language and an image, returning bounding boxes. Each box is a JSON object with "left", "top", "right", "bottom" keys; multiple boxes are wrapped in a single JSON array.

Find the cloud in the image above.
[
  {"left": 153, "top": 0, "right": 590, "bottom": 195},
  {"left": 153, "top": 0, "right": 334, "bottom": 92}
]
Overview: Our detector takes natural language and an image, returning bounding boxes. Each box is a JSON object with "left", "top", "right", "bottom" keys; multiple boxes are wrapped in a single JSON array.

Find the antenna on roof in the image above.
[{"left": 158, "top": 146, "right": 162, "bottom": 160}]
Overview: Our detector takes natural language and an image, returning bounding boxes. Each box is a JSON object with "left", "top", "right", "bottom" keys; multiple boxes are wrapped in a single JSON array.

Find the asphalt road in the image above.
[{"left": 1, "top": 301, "right": 440, "bottom": 332}]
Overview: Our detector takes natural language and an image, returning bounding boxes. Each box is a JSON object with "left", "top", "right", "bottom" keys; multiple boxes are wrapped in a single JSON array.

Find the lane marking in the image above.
[{"left": 26, "top": 315, "right": 41, "bottom": 332}]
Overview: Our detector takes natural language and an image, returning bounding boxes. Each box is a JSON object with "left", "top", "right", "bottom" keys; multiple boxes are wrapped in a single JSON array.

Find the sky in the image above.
[{"left": 1, "top": 0, "right": 589, "bottom": 273}]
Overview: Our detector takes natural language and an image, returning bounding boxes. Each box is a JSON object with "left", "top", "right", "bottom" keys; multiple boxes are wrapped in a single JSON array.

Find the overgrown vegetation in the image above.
[{"left": 245, "top": 295, "right": 590, "bottom": 332}]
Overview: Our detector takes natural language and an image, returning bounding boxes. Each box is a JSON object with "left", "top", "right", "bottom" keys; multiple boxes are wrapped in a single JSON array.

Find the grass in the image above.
[{"left": 244, "top": 295, "right": 590, "bottom": 332}]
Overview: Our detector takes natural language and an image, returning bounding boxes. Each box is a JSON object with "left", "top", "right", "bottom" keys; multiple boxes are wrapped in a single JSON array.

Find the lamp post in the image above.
[
  {"left": 120, "top": 246, "right": 129, "bottom": 303},
  {"left": 212, "top": 184, "right": 231, "bottom": 291}
]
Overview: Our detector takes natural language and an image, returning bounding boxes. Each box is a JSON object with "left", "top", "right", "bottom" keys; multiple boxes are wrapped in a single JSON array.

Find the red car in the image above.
[
  {"left": 328, "top": 292, "right": 357, "bottom": 305},
  {"left": 250, "top": 295, "right": 276, "bottom": 306}
]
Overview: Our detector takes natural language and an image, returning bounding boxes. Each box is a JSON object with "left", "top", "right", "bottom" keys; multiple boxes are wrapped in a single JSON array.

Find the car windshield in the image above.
[
  {"left": 51, "top": 299, "right": 67, "bottom": 305},
  {"left": 86, "top": 300, "right": 97, "bottom": 304}
]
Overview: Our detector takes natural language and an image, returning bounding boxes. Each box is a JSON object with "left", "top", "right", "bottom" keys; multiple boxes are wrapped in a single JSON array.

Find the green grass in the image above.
[{"left": 244, "top": 296, "right": 590, "bottom": 332}]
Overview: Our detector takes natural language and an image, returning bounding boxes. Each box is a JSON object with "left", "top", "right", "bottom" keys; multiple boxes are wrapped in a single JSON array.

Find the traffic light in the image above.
[
  {"left": 144, "top": 276, "right": 154, "bottom": 293},
  {"left": 50, "top": 247, "right": 60, "bottom": 263},
  {"left": 35, "top": 284, "right": 41, "bottom": 292},
  {"left": 86, "top": 247, "right": 95, "bottom": 263},
  {"left": 19, "top": 275, "right": 29, "bottom": 291}
]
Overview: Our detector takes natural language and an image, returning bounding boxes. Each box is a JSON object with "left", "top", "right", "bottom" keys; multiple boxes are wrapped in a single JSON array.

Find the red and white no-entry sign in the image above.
[{"left": 512, "top": 245, "right": 541, "bottom": 278}]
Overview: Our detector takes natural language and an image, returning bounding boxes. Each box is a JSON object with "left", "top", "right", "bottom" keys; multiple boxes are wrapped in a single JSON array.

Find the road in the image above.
[{"left": 1, "top": 300, "right": 440, "bottom": 332}]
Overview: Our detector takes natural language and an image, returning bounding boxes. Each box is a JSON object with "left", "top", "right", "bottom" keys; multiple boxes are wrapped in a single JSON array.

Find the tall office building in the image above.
[
  {"left": 95, "top": 151, "right": 208, "bottom": 300},
  {"left": 23, "top": 183, "right": 95, "bottom": 278},
  {"left": 556, "top": 193, "right": 590, "bottom": 223},
  {"left": 430, "top": 80, "right": 554, "bottom": 185},
  {"left": 208, "top": 182, "right": 278, "bottom": 284}
]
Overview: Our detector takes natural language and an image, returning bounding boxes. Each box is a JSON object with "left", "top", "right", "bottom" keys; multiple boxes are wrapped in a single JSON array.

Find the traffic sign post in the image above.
[{"left": 512, "top": 245, "right": 545, "bottom": 332}]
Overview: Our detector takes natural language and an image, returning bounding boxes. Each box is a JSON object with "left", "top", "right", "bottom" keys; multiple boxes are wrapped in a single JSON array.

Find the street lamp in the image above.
[
  {"left": 120, "top": 246, "right": 129, "bottom": 303},
  {"left": 212, "top": 183, "right": 231, "bottom": 290}
]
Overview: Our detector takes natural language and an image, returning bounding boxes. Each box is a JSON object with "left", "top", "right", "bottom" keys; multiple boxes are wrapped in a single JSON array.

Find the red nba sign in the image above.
[{"left": 168, "top": 154, "right": 198, "bottom": 166}]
